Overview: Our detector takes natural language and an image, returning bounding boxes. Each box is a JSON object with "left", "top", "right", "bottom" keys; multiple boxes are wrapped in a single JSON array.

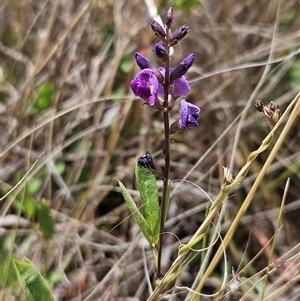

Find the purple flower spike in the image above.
[
  {"left": 131, "top": 69, "right": 159, "bottom": 106},
  {"left": 179, "top": 99, "right": 200, "bottom": 131},
  {"left": 135, "top": 52, "right": 152, "bottom": 70}
]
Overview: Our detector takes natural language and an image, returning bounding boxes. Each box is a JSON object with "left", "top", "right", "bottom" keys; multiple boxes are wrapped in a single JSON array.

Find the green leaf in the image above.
[
  {"left": 27, "top": 82, "right": 54, "bottom": 115},
  {"left": 118, "top": 180, "right": 153, "bottom": 244},
  {"left": 54, "top": 162, "right": 66, "bottom": 175},
  {"left": 37, "top": 200, "right": 55, "bottom": 240},
  {"left": 36, "top": 82, "right": 54, "bottom": 110},
  {"left": 12, "top": 257, "right": 55, "bottom": 301},
  {"left": 27, "top": 177, "right": 43, "bottom": 194},
  {"left": 135, "top": 163, "right": 160, "bottom": 244}
]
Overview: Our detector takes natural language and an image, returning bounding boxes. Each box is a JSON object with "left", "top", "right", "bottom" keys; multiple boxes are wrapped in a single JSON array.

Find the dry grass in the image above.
[{"left": 0, "top": 0, "right": 299, "bottom": 300}]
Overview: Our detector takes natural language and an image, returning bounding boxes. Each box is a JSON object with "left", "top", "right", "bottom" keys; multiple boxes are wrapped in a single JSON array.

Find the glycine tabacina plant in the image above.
[
  {"left": 118, "top": 7, "right": 284, "bottom": 292},
  {"left": 118, "top": 6, "right": 200, "bottom": 279}
]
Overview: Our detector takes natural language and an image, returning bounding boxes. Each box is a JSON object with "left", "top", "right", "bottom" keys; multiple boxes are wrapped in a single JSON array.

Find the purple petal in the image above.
[
  {"left": 157, "top": 67, "right": 166, "bottom": 77},
  {"left": 157, "top": 67, "right": 166, "bottom": 95},
  {"left": 174, "top": 76, "right": 191, "bottom": 98},
  {"left": 179, "top": 100, "right": 200, "bottom": 131},
  {"left": 131, "top": 69, "right": 159, "bottom": 106},
  {"left": 187, "top": 115, "right": 199, "bottom": 127},
  {"left": 180, "top": 100, "right": 188, "bottom": 131},
  {"left": 131, "top": 80, "right": 152, "bottom": 103},
  {"left": 188, "top": 102, "right": 200, "bottom": 116}
]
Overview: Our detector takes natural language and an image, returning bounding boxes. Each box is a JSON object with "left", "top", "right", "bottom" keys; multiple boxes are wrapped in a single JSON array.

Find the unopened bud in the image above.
[
  {"left": 137, "top": 151, "right": 164, "bottom": 179},
  {"left": 254, "top": 100, "right": 281, "bottom": 129},
  {"left": 154, "top": 43, "right": 169, "bottom": 62},
  {"left": 254, "top": 100, "right": 264, "bottom": 112},
  {"left": 170, "top": 53, "right": 195, "bottom": 82},
  {"left": 269, "top": 102, "right": 281, "bottom": 125},
  {"left": 135, "top": 52, "right": 152, "bottom": 70},
  {"left": 170, "top": 25, "right": 188, "bottom": 45},
  {"left": 149, "top": 19, "right": 166, "bottom": 40},
  {"left": 165, "top": 6, "right": 174, "bottom": 28}
]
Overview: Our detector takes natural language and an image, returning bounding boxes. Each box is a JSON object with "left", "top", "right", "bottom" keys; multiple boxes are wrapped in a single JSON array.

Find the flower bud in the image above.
[
  {"left": 170, "top": 25, "right": 188, "bottom": 45},
  {"left": 170, "top": 53, "right": 195, "bottom": 82},
  {"left": 269, "top": 101, "right": 281, "bottom": 125},
  {"left": 254, "top": 100, "right": 281, "bottom": 129},
  {"left": 137, "top": 151, "right": 164, "bottom": 179},
  {"left": 135, "top": 52, "right": 152, "bottom": 70},
  {"left": 153, "top": 43, "right": 169, "bottom": 62},
  {"left": 149, "top": 19, "right": 166, "bottom": 40},
  {"left": 254, "top": 100, "right": 264, "bottom": 112},
  {"left": 165, "top": 6, "right": 174, "bottom": 28}
]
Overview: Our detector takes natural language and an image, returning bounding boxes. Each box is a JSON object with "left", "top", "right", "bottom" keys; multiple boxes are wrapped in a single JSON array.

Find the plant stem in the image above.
[
  {"left": 157, "top": 112, "right": 171, "bottom": 277},
  {"left": 157, "top": 38, "right": 171, "bottom": 278}
]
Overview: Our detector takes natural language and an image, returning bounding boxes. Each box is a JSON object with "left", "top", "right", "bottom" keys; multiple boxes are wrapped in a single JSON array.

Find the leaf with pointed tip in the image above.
[
  {"left": 135, "top": 163, "right": 160, "bottom": 244},
  {"left": 118, "top": 180, "right": 153, "bottom": 244},
  {"left": 12, "top": 257, "right": 55, "bottom": 301}
]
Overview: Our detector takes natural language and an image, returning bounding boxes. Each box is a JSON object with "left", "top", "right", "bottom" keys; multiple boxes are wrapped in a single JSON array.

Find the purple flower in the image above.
[
  {"left": 169, "top": 99, "right": 200, "bottom": 134},
  {"left": 131, "top": 69, "right": 159, "bottom": 106},
  {"left": 179, "top": 99, "right": 200, "bottom": 131},
  {"left": 158, "top": 67, "right": 190, "bottom": 99}
]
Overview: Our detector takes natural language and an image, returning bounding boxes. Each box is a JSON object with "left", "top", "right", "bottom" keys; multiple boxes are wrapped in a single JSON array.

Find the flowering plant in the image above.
[
  {"left": 118, "top": 6, "right": 285, "bottom": 299},
  {"left": 119, "top": 6, "right": 200, "bottom": 279}
]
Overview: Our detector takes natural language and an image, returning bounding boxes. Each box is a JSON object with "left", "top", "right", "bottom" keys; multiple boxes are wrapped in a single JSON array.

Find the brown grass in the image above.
[{"left": 1, "top": 0, "right": 299, "bottom": 300}]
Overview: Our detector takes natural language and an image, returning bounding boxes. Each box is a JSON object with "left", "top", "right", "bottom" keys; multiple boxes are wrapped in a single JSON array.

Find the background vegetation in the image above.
[{"left": 1, "top": 0, "right": 299, "bottom": 300}]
